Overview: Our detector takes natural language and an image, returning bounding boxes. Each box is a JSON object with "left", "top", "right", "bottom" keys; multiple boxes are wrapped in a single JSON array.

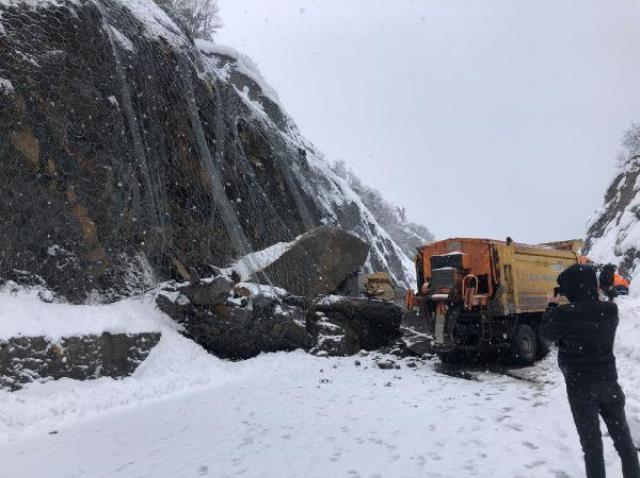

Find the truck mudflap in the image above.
[
  {"left": 431, "top": 303, "right": 461, "bottom": 351},
  {"left": 434, "top": 311, "right": 446, "bottom": 345}
]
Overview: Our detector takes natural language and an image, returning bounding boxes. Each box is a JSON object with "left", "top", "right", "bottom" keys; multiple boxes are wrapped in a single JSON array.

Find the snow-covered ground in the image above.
[{"left": 0, "top": 290, "right": 639, "bottom": 477}]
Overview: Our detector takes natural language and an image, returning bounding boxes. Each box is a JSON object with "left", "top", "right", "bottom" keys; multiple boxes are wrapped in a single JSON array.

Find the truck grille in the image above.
[{"left": 431, "top": 267, "right": 458, "bottom": 291}]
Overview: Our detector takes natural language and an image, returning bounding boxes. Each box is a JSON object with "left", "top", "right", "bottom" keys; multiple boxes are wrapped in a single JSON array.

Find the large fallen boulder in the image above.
[
  {"left": 0, "top": 332, "right": 160, "bottom": 391},
  {"left": 307, "top": 296, "right": 403, "bottom": 356},
  {"left": 184, "top": 300, "right": 311, "bottom": 360},
  {"left": 157, "top": 281, "right": 313, "bottom": 360},
  {"left": 236, "top": 225, "right": 369, "bottom": 297}
]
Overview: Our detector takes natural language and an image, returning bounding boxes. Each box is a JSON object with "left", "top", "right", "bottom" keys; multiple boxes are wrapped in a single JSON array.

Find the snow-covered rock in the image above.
[
  {"left": 585, "top": 125, "right": 640, "bottom": 284},
  {"left": 156, "top": 279, "right": 313, "bottom": 359},
  {"left": 0, "top": 332, "right": 160, "bottom": 390},
  {"left": 0, "top": 285, "right": 163, "bottom": 389},
  {"left": 156, "top": 275, "right": 403, "bottom": 359}
]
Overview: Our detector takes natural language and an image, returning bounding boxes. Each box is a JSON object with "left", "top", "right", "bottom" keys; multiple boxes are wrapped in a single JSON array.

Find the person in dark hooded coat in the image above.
[
  {"left": 599, "top": 263, "right": 618, "bottom": 302},
  {"left": 540, "top": 264, "right": 640, "bottom": 478}
]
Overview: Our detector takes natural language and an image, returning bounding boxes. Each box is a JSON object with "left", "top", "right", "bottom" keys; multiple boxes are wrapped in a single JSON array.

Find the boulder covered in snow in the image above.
[
  {"left": 0, "top": 332, "right": 160, "bottom": 391},
  {"left": 239, "top": 225, "right": 369, "bottom": 297},
  {"left": 307, "top": 296, "right": 403, "bottom": 356},
  {"left": 157, "top": 282, "right": 313, "bottom": 359},
  {"left": 184, "top": 301, "right": 312, "bottom": 360}
]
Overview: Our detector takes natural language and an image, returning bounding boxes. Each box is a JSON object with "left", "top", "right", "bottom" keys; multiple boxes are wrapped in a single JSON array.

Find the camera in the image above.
[{"left": 553, "top": 286, "right": 563, "bottom": 297}]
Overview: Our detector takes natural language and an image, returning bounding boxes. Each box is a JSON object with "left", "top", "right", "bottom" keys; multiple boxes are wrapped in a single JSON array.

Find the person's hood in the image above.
[{"left": 557, "top": 264, "right": 599, "bottom": 302}]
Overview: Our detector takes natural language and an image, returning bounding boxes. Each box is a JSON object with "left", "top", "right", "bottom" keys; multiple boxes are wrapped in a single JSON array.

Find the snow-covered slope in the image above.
[{"left": 585, "top": 125, "right": 640, "bottom": 280}]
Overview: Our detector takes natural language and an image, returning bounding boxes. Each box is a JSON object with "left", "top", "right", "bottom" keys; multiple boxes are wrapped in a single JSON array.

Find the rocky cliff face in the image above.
[
  {"left": 0, "top": 0, "right": 415, "bottom": 302},
  {"left": 585, "top": 125, "right": 640, "bottom": 278}
]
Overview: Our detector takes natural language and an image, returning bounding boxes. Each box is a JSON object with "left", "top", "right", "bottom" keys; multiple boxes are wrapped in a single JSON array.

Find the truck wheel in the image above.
[
  {"left": 535, "top": 328, "right": 550, "bottom": 359},
  {"left": 510, "top": 324, "right": 537, "bottom": 365}
]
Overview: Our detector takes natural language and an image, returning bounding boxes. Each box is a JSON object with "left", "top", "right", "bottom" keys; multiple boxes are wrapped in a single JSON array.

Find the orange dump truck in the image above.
[{"left": 406, "top": 238, "right": 584, "bottom": 364}]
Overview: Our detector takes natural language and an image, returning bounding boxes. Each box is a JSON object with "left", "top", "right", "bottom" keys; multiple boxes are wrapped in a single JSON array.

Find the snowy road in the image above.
[
  {"left": 2, "top": 350, "right": 636, "bottom": 478},
  {"left": 1, "top": 294, "right": 639, "bottom": 478}
]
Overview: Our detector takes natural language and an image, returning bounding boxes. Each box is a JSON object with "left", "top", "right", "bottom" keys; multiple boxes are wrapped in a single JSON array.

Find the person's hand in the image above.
[{"left": 547, "top": 291, "right": 560, "bottom": 305}]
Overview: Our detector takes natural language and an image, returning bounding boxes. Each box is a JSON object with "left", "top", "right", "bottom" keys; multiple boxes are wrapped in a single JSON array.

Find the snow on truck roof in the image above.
[{"left": 420, "top": 237, "right": 583, "bottom": 252}]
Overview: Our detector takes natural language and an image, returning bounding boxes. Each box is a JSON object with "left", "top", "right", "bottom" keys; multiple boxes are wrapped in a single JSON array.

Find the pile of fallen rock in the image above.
[
  {"left": 156, "top": 226, "right": 406, "bottom": 359},
  {"left": 156, "top": 277, "right": 404, "bottom": 360},
  {"left": 0, "top": 226, "right": 413, "bottom": 390}
]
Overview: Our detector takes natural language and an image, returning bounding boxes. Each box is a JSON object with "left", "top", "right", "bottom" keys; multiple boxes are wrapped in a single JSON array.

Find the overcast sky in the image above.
[{"left": 216, "top": 0, "right": 640, "bottom": 244}]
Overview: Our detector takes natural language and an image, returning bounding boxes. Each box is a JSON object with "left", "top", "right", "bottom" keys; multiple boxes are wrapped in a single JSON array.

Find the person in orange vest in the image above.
[
  {"left": 614, "top": 272, "right": 631, "bottom": 295},
  {"left": 599, "top": 264, "right": 631, "bottom": 300}
]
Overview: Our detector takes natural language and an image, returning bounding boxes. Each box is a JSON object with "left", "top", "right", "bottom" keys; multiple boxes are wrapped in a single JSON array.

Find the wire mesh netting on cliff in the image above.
[{"left": 0, "top": 0, "right": 418, "bottom": 303}]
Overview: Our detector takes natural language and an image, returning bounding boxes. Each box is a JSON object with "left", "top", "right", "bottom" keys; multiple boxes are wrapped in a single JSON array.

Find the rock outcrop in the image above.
[
  {"left": 0, "top": 0, "right": 415, "bottom": 303},
  {"left": 0, "top": 332, "right": 160, "bottom": 390}
]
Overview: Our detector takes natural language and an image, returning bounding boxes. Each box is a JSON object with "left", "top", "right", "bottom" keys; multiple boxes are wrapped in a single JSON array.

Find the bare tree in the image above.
[
  {"left": 616, "top": 123, "right": 640, "bottom": 167},
  {"left": 169, "top": 0, "right": 222, "bottom": 39}
]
